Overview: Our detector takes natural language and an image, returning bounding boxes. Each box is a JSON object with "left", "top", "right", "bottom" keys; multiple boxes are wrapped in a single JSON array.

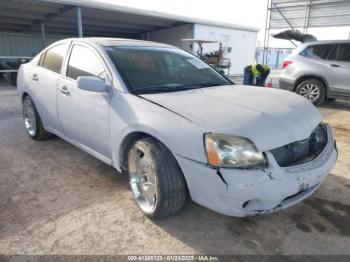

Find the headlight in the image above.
[{"left": 205, "top": 134, "right": 265, "bottom": 168}]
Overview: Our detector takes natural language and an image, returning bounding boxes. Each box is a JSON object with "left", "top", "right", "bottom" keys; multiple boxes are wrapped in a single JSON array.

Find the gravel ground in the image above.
[{"left": 0, "top": 80, "right": 350, "bottom": 255}]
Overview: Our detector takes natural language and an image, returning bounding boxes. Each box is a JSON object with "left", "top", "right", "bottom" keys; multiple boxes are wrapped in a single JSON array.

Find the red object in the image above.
[
  {"left": 283, "top": 60, "right": 293, "bottom": 69},
  {"left": 265, "top": 79, "right": 273, "bottom": 88}
]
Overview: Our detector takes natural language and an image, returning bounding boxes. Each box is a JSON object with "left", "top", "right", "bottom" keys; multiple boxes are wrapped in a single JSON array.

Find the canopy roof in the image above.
[{"left": 0, "top": 0, "right": 258, "bottom": 38}]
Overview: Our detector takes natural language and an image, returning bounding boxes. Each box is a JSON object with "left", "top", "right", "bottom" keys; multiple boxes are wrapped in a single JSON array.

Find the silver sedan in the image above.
[{"left": 17, "top": 38, "right": 338, "bottom": 218}]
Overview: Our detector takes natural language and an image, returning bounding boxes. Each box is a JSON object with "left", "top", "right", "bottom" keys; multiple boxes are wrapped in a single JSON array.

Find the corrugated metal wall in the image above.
[
  {"left": 0, "top": 32, "right": 69, "bottom": 56},
  {"left": 270, "top": 0, "right": 350, "bottom": 29}
]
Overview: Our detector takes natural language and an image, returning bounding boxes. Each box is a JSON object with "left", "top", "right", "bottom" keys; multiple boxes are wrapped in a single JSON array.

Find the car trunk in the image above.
[{"left": 272, "top": 30, "right": 317, "bottom": 43}]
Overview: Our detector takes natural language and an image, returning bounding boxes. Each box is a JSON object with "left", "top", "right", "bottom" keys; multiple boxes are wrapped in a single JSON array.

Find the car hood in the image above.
[{"left": 141, "top": 85, "right": 323, "bottom": 151}]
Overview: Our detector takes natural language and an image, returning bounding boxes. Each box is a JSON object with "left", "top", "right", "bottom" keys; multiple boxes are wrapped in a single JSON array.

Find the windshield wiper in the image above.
[
  {"left": 199, "top": 83, "right": 228, "bottom": 87},
  {"left": 175, "top": 83, "right": 229, "bottom": 90},
  {"left": 133, "top": 85, "right": 181, "bottom": 94},
  {"left": 133, "top": 82, "right": 229, "bottom": 94}
]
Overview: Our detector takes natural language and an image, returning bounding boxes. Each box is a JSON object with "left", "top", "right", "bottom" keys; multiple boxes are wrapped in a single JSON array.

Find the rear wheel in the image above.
[
  {"left": 22, "top": 96, "right": 52, "bottom": 140},
  {"left": 127, "top": 137, "right": 188, "bottom": 219},
  {"left": 295, "top": 79, "right": 325, "bottom": 106}
]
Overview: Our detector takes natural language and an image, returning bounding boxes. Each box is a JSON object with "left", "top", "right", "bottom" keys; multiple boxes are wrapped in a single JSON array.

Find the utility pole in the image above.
[
  {"left": 76, "top": 6, "right": 83, "bottom": 38},
  {"left": 40, "top": 22, "right": 46, "bottom": 47}
]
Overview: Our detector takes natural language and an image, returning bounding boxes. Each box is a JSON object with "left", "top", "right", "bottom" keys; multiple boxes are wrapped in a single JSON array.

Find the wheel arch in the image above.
[
  {"left": 118, "top": 131, "right": 185, "bottom": 176},
  {"left": 119, "top": 131, "right": 150, "bottom": 172},
  {"left": 294, "top": 75, "right": 329, "bottom": 98},
  {"left": 22, "top": 92, "right": 30, "bottom": 101}
]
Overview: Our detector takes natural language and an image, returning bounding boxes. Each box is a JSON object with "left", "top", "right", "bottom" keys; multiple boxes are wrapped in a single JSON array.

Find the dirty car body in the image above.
[{"left": 17, "top": 38, "right": 338, "bottom": 218}]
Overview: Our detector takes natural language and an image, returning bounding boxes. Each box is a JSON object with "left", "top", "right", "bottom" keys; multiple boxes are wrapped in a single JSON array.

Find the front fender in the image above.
[{"left": 109, "top": 91, "right": 207, "bottom": 170}]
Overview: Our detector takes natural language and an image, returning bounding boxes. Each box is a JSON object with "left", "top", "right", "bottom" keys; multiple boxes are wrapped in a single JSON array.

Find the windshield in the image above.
[{"left": 105, "top": 46, "right": 232, "bottom": 94}]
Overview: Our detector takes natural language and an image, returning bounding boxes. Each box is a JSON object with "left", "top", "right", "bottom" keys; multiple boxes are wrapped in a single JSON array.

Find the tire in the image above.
[
  {"left": 295, "top": 79, "right": 326, "bottom": 106},
  {"left": 127, "top": 137, "right": 188, "bottom": 219},
  {"left": 22, "top": 95, "right": 52, "bottom": 140}
]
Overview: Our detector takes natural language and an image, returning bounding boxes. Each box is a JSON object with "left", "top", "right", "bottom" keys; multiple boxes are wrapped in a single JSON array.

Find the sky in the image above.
[{"left": 96, "top": 0, "right": 350, "bottom": 48}]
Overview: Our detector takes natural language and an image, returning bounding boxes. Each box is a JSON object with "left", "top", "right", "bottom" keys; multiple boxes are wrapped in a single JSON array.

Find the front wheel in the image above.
[
  {"left": 295, "top": 79, "right": 325, "bottom": 106},
  {"left": 127, "top": 137, "right": 188, "bottom": 219}
]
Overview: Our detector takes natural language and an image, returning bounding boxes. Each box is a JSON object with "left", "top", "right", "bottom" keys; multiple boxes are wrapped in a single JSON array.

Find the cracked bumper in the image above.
[{"left": 175, "top": 125, "right": 338, "bottom": 217}]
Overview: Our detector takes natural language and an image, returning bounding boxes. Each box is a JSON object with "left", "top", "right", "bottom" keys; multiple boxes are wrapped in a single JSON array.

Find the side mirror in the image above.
[{"left": 77, "top": 76, "right": 106, "bottom": 93}]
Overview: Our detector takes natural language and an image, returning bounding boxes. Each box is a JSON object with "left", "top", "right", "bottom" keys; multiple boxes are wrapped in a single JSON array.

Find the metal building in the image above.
[{"left": 0, "top": 0, "right": 259, "bottom": 75}]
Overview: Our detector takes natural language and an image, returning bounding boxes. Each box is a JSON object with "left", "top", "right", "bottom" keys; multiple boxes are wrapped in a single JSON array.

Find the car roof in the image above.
[{"left": 57, "top": 37, "right": 176, "bottom": 49}]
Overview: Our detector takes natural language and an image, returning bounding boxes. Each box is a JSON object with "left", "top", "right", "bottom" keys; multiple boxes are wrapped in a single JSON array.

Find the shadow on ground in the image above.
[{"left": 321, "top": 99, "right": 350, "bottom": 112}]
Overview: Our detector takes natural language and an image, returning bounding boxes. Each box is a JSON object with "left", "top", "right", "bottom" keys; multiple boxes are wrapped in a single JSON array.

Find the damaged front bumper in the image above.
[{"left": 175, "top": 124, "right": 338, "bottom": 217}]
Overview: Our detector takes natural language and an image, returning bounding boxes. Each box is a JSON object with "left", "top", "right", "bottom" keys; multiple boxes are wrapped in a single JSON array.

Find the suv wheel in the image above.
[
  {"left": 295, "top": 79, "right": 325, "bottom": 106},
  {"left": 127, "top": 137, "right": 188, "bottom": 219}
]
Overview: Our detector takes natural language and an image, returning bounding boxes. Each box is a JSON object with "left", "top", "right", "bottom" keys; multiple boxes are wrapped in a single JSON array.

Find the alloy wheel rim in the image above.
[
  {"left": 299, "top": 83, "right": 320, "bottom": 102},
  {"left": 23, "top": 99, "right": 37, "bottom": 136},
  {"left": 128, "top": 146, "right": 158, "bottom": 214}
]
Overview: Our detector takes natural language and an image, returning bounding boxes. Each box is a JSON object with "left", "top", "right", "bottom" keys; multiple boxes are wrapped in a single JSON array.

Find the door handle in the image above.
[
  {"left": 59, "top": 86, "right": 70, "bottom": 95},
  {"left": 331, "top": 64, "right": 340, "bottom": 68},
  {"left": 32, "top": 74, "right": 39, "bottom": 81}
]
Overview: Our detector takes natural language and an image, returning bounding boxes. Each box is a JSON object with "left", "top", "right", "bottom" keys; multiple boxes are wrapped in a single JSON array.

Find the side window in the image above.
[
  {"left": 336, "top": 43, "right": 350, "bottom": 62},
  {"left": 42, "top": 44, "right": 68, "bottom": 73},
  {"left": 300, "top": 44, "right": 333, "bottom": 60},
  {"left": 38, "top": 52, "right": 46, "bottom": 66},
  {"left": 67, "top": 45, "right": 106, "bottom": 80},
  {"left": 327, "top": 44, "right": 338, "bottom": 61}
]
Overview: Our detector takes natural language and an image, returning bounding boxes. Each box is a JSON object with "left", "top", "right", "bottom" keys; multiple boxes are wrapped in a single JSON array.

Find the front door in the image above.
[{"left": 57, "top": 43, "right": 112, "bottom": 158}]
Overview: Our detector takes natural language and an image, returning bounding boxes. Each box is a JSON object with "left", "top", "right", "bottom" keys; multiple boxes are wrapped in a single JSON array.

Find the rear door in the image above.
[
  {"left": 30, "top": 43, "right": 68, "bottom": 133},
  {"left": 328, "top": 43, "right": 350, "bottom": 95},
  {"left": 57, "top": 43, "right": 112, "bottom": 158}
]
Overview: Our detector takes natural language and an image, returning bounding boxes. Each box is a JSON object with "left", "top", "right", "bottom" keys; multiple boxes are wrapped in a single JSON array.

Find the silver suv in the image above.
[{"left": 279, "top": 40, "right": 350, "bottom": 105}]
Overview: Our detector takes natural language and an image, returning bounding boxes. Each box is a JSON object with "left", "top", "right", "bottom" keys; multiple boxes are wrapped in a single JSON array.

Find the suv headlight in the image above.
[{"left": 205, "top": 134, "right": 265, "bottom": 168}]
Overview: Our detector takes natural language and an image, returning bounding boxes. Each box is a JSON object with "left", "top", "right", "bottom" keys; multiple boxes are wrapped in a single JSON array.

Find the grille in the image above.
[{"left": 270, "top": 124, "right": 328, "bottom": 167}]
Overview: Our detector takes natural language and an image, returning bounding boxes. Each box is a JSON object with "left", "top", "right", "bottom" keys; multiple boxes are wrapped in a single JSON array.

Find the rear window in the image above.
[
  {"left": 300, "top": 44, "right": 333, "bottom": 60},
  {"left": 337, "top": 43, "right": 350, "bottom": 62},
  {"left": 42, "top": 44, "right": 68, "bottom": 74}
]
